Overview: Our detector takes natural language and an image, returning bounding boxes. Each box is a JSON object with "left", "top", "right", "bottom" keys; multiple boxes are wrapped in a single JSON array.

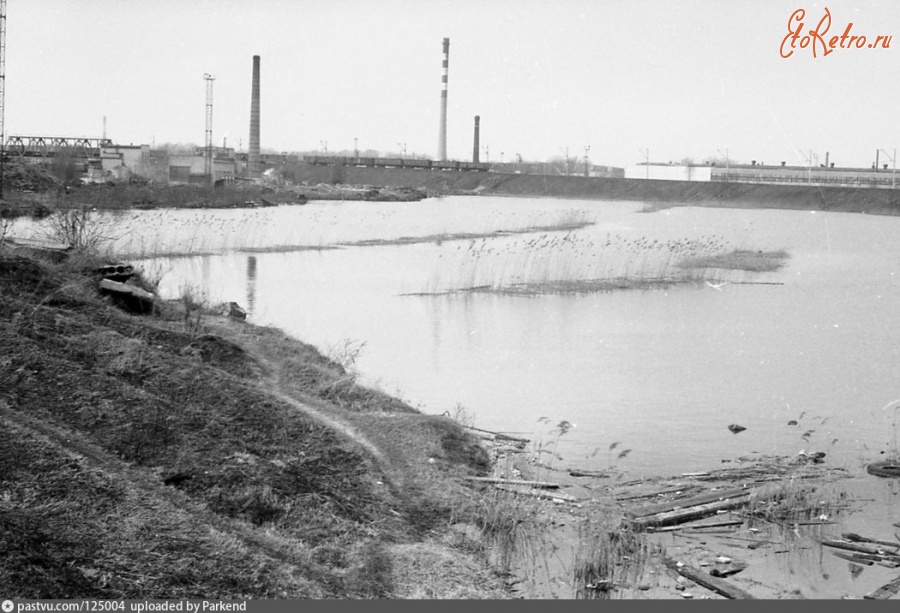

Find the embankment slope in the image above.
[
  {"left": 295, "top": 165, "right": 900, "bottom": 215},
  {"left": 0, "top": 253, "right": 506, "bottom": 599}
]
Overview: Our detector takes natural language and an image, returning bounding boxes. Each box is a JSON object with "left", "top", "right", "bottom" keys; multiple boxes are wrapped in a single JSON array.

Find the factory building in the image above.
[
  {"left": 167, "top": 148, "right": 237, "bottom": 184},
  {"left": 624, "top": 161, "right": 900, "bottom": 188}
]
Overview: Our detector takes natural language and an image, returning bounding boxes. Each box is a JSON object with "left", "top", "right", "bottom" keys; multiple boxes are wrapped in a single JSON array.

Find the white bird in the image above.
[{"left": 706, "top": 281, "right": 727, "bottom": 290}]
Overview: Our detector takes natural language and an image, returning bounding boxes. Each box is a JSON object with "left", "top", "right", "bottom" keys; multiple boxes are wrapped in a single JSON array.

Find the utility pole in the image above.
[
  {"left": 583, "top": 145, "right": 591, "bottom": 177},
  {"left": 717, "top": 148, "right": 729, "bottom": 181},
  {"left": 204, "top": 73, "right": 215, "bottom": 186},
  {"left": 0, "top": 0, "right": 7, "bottom": 200},
  {"left": 560, "top": 147, "right": 569, "bottom": 175},
  {"left": 640, "top": 149, "right": 650, "bottom": 179},
  {"left": 354, "top": 137, "right": 358, "bottom": 160},
  {"left": 880, "top": 149, "right": 896, "bottom": 188}
]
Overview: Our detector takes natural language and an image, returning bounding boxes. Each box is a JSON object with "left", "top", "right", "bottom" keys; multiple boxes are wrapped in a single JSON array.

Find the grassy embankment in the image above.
[
  {"left": 0, "top": 239, "right": 529, "bottom": 598},
  {"left": 294, "top": 164, "right": 900, "bottom": 215}
]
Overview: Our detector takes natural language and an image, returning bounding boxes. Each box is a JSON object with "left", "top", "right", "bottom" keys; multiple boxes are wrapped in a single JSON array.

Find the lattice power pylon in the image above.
[
  {"left": 0, "top": 0, "right": 8, "bottom": 198},
  {"left": 204, "top": 73, "right": 215, "bottom": 185}
]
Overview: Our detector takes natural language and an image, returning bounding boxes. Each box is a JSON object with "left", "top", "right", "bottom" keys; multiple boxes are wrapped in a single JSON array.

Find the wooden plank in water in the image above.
[
  {"left": 493, "top": 484, "right": 579, "bottom": 502},
  {"left": 821, "top": 539, "right": 900, "bottom": 560},
  {"left": 662, "top": 556, "right": 755, "bottom": 600},
  {"left": 462, "top": 425, "right": 530, "bottom": 444},
  {"left": 462, "top": 476, "right": 560, "bottom": 489},
  {"left": 841, "top": 532, "right": 900, "bottom": 550},
  {"left": 627, "top": 486, "right": 752, "bottom": 518},
  {"left": 630, "top": 496, "right": 753, "bottom": 529},
  {"left": 616, "top": 484, "right": 694, "bottom": 502}
]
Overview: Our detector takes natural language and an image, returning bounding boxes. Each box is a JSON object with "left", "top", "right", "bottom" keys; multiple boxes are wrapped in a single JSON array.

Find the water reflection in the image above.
[
  {"left": 120, "top": 199, "right": 900, "bottom": 481},
  {"left": 246, "top": 255, "right": 257, "bottom": 313}
]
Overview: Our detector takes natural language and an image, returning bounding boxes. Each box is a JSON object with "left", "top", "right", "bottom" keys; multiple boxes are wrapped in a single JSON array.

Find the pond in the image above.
[
  {"left": 16, "top": 194, "right": 900, "bottom": 598},
  {"left": 102, "top": 196, "right": 900, "bottom": 482}
]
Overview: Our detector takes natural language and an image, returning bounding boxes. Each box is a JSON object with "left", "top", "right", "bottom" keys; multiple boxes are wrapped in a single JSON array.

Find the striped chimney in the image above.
[
  {"left": 438, "top": 38, "right": 449, "bottom": 161},
  {"left": 473, "top": 115, "right": 480, "bottom": 163},
  {"left": 248, "top": 55, "right": 261, "bottom": 178}
]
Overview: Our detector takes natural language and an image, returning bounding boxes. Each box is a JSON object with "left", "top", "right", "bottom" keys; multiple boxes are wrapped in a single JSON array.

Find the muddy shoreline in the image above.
[{"left": 467, "top": 425, "right": 900, "bottom": 600}]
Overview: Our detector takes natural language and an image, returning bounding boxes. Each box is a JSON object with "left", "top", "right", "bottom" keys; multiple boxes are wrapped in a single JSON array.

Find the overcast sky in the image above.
[{"left": 7, "top": 0, "right": 900, "bottom": 168}]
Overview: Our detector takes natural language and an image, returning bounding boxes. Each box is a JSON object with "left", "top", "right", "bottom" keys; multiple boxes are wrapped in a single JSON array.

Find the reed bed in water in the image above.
[
  {"left": 574, "top": 511, "right": 654, "bottom": 600},
  {"left": 102, "top": 206, "right": 598, "bottom": 258},
  {"left": 414, "top": 231, "right": 788, "bottom": 296}
]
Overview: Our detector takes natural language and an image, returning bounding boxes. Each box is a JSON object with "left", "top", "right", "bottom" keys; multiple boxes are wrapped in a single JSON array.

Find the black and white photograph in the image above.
[{"left": 2, "top": 0, "right": 900, "bottom": 602}]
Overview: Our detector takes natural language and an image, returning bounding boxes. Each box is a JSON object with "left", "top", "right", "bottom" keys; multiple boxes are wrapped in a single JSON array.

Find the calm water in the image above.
[
  {"left": 17, "top": 195, "right": 900, "bottom": 597},
  {"left": 106, "top": 197, "right": 900, "bottom": 481},
  {"left": 21, "top": 196, "right": 900, "bottom": 478}
]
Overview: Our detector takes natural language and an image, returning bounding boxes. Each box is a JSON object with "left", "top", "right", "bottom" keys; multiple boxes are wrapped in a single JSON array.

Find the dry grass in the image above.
[
  {"left": 678, "top": 249, "right": 790, "bottom": 272},
  {"left": 0, "top": 252, "right": 512, "bottom": 599},
  {"left": 573, "top": 511, "right": 652, "bottom": 600},
  {"left": 409, "top": 231, "right": 786, "bottom": 297}
]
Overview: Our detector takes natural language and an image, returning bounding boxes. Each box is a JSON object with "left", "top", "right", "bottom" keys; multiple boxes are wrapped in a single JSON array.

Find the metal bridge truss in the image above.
[{"left": 4, "top": 136, "right": 113, "bottom": 158}]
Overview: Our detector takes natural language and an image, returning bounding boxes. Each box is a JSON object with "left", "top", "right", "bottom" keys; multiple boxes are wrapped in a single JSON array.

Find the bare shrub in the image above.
[
  {"left": 179, "top": 284, "right": 208, "bottom": 339},
  {"left": 41, "top": 205, "right": 116, "bottom": 252},
  {"left": 327, "top": 338, "right": 367, "bottom": 374}
]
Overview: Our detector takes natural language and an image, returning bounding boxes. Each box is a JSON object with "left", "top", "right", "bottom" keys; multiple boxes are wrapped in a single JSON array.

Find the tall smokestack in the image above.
[
  {"left": 473, "top": 115, "right": 480, "bottom": 163},
  {"left": 438, "top": 38, "right": 449, "bottom": 161},
  {"left": 249, "top": 55, "right": 261, "bottom": 177}
]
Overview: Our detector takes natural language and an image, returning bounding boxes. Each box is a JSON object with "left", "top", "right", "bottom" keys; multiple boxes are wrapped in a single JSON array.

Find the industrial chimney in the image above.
[
  {"left": 248, "top": 55, "right": 261, "bottom": 178},
  {"left": 472, "top": 116, "right": 480, "bottom": 164},
  {"left": 438, "top": 38, "right": 449, "bottom": 161}
]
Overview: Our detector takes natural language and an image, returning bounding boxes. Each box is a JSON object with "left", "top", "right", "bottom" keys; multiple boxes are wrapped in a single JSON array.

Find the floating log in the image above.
[
  {"left": 567, "top": 469, "right": 611, "bottom": 478},
  {"left": 709, "top": 561, "right": 749, "bottom": 578},
  {"left": 864, "top": 574, "right": 900, "bottom": 600},
  {"left": 617, "top": 484, "right": 695, "bottom": 502},
  {"left": 631, "top": 496, "right": 752, "bottom": 529},
  {"left": 820, "top": 539, "right": 900, "bottom": 560},
  {"left": 628, "top": 487, "right": 752, "bottom": 518},
  {"left": 628, "top": 484, "right": 785, "bottom": 529},
  {"left": 831, "top": 552, "right": 874, "bottom": 566},
  {"left": 461, "top": 425, "right": 529, "bottom": 444},
  {"left": 841, "top": 532, "right": 900, "bottom": 550},
  {"left": 662, "top": 557, "right": 755, "bottom": 600},
  {"left": 686, "top": 519, "right": 745, "bottom": 530},
  {"left": 462, "top": 476, "right": 560, "bottom": 489},
  {"left": 832, "top": 550, "right": 892, "bottom": 564},
  {"left": 493, "top": 484, "right": 579, "bottom": 502},
  {"left": 650, "top": 520, "right": 742, "bottom": 533}
]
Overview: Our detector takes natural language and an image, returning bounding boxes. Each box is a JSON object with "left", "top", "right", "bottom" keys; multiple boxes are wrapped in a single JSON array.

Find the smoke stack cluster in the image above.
[
  {"left": 473, "top": 115, "right": 480, "bottom": 163},
  {"left": 438, "top": 38, "right": 449, "bottom": 161},
  {"left": 248, "top": 55, "right": 261, "bottom": 177}
]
